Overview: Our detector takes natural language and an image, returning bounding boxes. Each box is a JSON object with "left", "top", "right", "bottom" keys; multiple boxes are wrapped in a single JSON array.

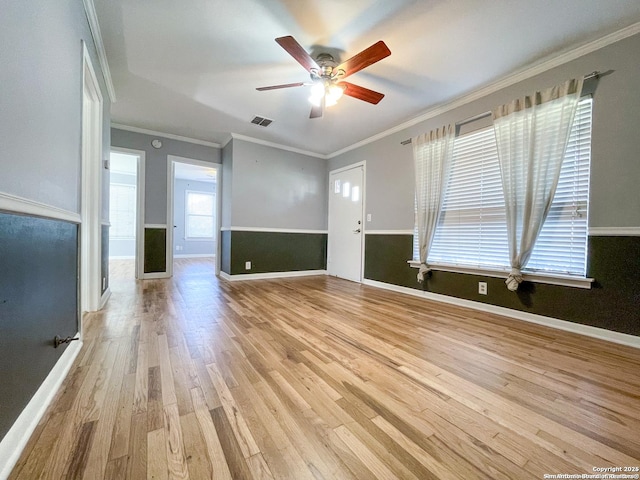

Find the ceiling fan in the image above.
[{"left": 256, "top": 36, "right": 391, "bottom": 119}]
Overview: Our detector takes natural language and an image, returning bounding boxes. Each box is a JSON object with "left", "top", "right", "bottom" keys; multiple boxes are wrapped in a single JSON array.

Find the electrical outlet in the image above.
[
  {"left": 478, "top": 282, "right": 487, "bottom": 295},
  {"left": 367, "top": 213, "right": 372, "bottom": 222},
  {"left": 245, "top": 261, "right": 251, "bottom": 270}
]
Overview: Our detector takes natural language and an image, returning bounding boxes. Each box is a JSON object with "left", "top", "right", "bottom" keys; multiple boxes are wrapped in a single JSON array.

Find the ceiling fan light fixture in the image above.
[
  {"left": 309, "top": 82, "right": 325, "bottom": 106},
  {"left": 326, "top": 84, "right": 344, "bottom": 107}
]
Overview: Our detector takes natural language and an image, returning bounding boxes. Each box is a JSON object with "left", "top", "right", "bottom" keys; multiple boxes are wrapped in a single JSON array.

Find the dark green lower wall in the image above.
[
  {"left": 0, "top": 212, "right": 79, "bottom": 441},
  {"left": 144, "top": 227, "right": 167, "bottom": 273},
  {"left": 221, "top": 230, "right": 327, "bottom": 275},
  {"left": 364, "top": 234, "right": 640, "bottom": 337},
  {"left": 220, "top": 229, "right": 231, "bottom": 274}
]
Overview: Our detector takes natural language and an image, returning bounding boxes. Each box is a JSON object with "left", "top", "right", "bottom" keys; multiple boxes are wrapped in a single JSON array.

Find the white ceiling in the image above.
[{"left": 94, "top": 1, "right": 640, "bottom": 156}]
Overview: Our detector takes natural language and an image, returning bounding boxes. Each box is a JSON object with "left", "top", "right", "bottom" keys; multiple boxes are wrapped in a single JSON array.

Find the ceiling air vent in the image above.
[{"left": 250, "top": 116, "right": 273, "bottom": 127}]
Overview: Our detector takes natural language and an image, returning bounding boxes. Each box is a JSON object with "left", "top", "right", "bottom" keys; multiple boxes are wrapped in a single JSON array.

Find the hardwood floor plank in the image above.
[
  {"left": 158, "top": 334, "right": 178, "bottom": 407},
  {"left": 82, "top": 339, "right": 129, "bottom": 480},
  {"left": 64, "top": 420, "right": 97, "bottom": 479},
  {"left": 127, "top": 412, "right": 148, "bottom": 480},
  {"left": 148, "top": 428, "right": 168, "bottom": 480},
  {"left": 109, "top": 372, "right": 136, "bottom": 460},
  {"left": 206, "top": 362, "right": 260, "bottom": 458},
  {"left": 180, "top": 412, "right": 212, "bottom": 480},
  {"left": 334, "top": 424, "right": 400, "bottom": 480},
  {"left": 190, "top": 387, "right": 233, "bottom": 480},
  {"left": 133, "top": 338, "right": 149, "bottom": 414},
  {"left": 163, "top": 403, "right": 190, "bottom": 479},
  {"left": 104, "top": 456, "right": 128, "bottom": 480},
  {"left": 210, "top": 406, "right": 254, "bottom": 480}
]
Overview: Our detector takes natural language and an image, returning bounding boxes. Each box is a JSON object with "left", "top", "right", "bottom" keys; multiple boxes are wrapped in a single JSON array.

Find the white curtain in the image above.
[
  {"left": 493, "top": 77, "right": 583, "bottom": 291},
  {"left": 413, "top": 125, "right": 455, "bottom": 282}
]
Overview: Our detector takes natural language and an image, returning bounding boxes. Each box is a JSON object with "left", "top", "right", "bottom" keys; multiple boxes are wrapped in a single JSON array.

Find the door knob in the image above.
[{"left": 353, "top": 228, "right": 361, "bottom": 233}]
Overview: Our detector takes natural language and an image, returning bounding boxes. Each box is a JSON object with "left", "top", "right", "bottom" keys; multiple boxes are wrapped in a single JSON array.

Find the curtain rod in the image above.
[{"left": 401, "top": 70, "right": 602, "bottom": 145}]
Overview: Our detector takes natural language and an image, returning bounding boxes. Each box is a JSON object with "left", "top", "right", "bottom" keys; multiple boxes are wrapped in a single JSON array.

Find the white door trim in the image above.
[
  {"left": 327, "top": 161, "right": 366, "bottom": 282},
  {"left": 80, "top": 41, "right": 104, "bottom": 319},
  {"left": 166, "top": 155, "right": 221, "bottom": 277},
  {"left": 110, "top": 147, "right": 146, "bottom": 280}
]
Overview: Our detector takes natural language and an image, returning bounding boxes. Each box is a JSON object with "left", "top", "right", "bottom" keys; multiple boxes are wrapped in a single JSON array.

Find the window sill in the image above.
[{"left": 407, "top": 260, "right": 594, "bottom": 289}]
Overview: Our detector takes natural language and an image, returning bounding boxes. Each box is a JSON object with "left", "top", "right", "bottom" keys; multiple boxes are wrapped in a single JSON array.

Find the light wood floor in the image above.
[{"left": 10, "top": 258, "right": 640, "bottom": 479}]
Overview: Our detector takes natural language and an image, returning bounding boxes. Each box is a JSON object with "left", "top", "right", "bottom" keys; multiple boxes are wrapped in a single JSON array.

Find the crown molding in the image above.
[
  {"left": 82, "top": 0, "right": 116, "bottom": 102},
  {"left": 327, "top": 22, "right": 640, "bottom": 159},
  {"left": 111, "top": 123, "right": 222, "bottom": 148},
  {"left": 230, "top": 133, "right": 328, "bottom": 159},
  {"left": 221, "top": 135, "right": 233, "bottom": 148}
]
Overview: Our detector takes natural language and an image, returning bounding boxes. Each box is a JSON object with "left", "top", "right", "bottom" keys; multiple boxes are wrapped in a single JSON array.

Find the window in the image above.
[
  {"left": 110, "top": 183, "right": 136, "bottom": 238},
  {"left": 414, "top": 98, "right": 592, "bottom": 277},
  {"left": 186, "top": 191, "right": 215, "bottom": 239}
]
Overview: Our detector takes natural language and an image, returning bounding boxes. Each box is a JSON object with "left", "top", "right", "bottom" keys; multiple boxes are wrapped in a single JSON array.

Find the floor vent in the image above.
[{"left": 251, "top": 116, "right": 273, "bottom": 127}]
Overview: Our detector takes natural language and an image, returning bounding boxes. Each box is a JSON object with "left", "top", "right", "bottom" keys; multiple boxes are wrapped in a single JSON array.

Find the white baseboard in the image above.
[
  {"left": 363, "top": 279, "right": 640, "bottom": 349},
  {"left": 174, "top": 253, "right": 216, "bottom": 258},
  {"left": 219, "top": 269, "right": 327, "bottom": 282},
  {"left": 99, "top": 288, "right": 111, "bottom": 310},
  {"left": 0, "top": 335, "right": 83, "bottom": 480},
  {"left": 142, "top": 272, "right": 171, "bottom": 279}
]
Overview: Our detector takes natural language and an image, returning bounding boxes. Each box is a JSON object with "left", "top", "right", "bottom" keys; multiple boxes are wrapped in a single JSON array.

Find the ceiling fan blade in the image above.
[
  {"left": 275, "top": 36, "right": 319, "bottom": 73},
  {"left": 341, "top": 81, "right": 385, "bottom": 104},
  {"left": 335, "top": 41, "right": 391, "bottom": 78},
  {"left": 309, "top": 97, "right": 324, "bottom": 119},
  {"left": 256, "top": 82, "right": 305, "bottom": 91}
]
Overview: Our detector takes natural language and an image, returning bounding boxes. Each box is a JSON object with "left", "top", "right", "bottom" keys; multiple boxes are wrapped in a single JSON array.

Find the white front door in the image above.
[{"left": 328, "top": 165, "right": 364, "bottom": 282}]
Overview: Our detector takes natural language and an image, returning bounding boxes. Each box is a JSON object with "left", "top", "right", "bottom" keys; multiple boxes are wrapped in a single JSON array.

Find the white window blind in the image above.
[
  {"left": 110, "top": 183, "right": 136, "bottom": 239},
  {"left": 186, "top": 191, "right": 215, "bottom": 239},
  {"left": 414, "top": 98, "right": 592, "bottom": 277}
]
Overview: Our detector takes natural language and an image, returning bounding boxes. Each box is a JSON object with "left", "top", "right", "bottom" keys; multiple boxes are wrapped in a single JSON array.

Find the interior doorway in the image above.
[
  {"left": 80, "top": 43, "right": 103, "bottom": 317},
  {"left": 327, "top": 163, "right": 365, "bottom": 282},
  {"left": 167, "top": 156, "right": 220, "bottom": 277},
  {"left": 108, "top": 149, "right": 145, "bottom": 281}
]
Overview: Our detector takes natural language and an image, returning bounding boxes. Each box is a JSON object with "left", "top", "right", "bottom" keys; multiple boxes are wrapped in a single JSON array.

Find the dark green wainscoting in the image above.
[
  {"left": 0, "top": 212, "right": 79, "bottom": 440},
  {"left": 364, "top": 234, "right": 417, "bottom": 288},
  {"left": 364, "top": 233, "right": 640, "bottom": 337},
  {"left": 220, "top": 230, "right": 327, "bottom": 275},
  {"left": 144, "top": 227, "right": 167, "bottom": 273},
  {"left": 220, "top": 230, "right": 231, "bottom": 274}
]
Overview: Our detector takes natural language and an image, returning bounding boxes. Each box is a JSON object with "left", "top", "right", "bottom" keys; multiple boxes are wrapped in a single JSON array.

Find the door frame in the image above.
[
  {"left": 327, "top": 161, "right": 366, "bottom": 282},
  {"left": 80, "top": 42, "right": 103, "bottom": 320},
  {"left": 110, "top": 147, "right": 146, "bottom": 280},
  {"left": 166, "top": 155, "right": 221, "bottom": 277}
]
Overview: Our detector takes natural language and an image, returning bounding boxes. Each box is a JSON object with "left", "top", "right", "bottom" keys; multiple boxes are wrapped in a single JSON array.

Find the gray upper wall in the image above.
[
  {"left": 329, "top": 33, "right": 640, "bottom": 231},
  {"left": 111, "top": 128, "right": 221, "bottom": 224},
  {"left": 221, "top": 141, "right": 233, "bottom": 229},
  {"left": 0, "top": 0, "right": 110, "bottom": 216},
  {"left": 229, "top": 139, "right": 328, "bottom": 230}
]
